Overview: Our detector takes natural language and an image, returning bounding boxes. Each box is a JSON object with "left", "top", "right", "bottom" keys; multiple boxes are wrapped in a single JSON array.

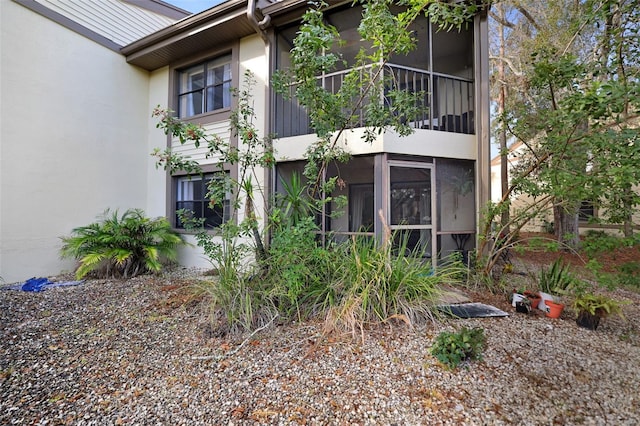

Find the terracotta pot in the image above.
[
  {"left": 545, "top": 300, "right": 565, "bottom": 319},
  {"left": 576, "top": 311, "right": 601, "bottom": 330},
  {"left": 538, "top": 292, "right": 555, "bottom": 311},
  {"left": 524, "top": 291, "right": 541, "bottom": 309}
]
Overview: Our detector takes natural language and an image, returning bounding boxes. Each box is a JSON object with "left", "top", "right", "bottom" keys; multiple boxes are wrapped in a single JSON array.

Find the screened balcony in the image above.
[{"left": 274, "top": 63, "right": 474, "bottom": 139}]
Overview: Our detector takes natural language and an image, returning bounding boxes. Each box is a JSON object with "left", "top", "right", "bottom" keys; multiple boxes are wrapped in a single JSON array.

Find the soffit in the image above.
[
  {"left": 122, "top": 0, "right": 256, "bottom": 71},
  {"left": 262, "top": 0, "right": 351, "bottom": 27}
]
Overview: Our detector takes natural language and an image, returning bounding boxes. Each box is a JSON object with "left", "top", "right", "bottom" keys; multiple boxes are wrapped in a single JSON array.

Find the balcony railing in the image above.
[{"left": 274, "top": 63, "right": 475, "bottom": 138}]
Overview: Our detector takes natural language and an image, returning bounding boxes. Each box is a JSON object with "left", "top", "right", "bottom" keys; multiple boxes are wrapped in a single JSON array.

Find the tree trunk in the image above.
[
  {"left": 623, "top": 195, "right": 634, "bottom": 238},
  {"left": 553, "top": 200, "right": 580, "bottom": 250},
  {"left": 498, "top": 3, "right": 510, "bottom": 230},
  {"left": 244, "top": 192, "right": 267, "bottom": 262}
]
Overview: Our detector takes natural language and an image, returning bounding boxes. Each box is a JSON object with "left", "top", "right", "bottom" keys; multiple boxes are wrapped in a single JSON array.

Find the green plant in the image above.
[
  {"left": 581, "top": 231, "right": 622, "bottom": 259},
  {"left": 264, "top": 216, "right": 334, "bottom": 320},
  {"left": 322, "top": 232, "right": 457, "bottom": 340},
  {"left": 572, "top": 293, "right": 627, "bottom": 318},
  {"left": 60, "top": 209, "right": 185, "bottom": 279},
  {"left": 430, "top": 327, "right": 486, "bottom": 369},
  {"left": 178, "top": 211, "right": 270, "bottom": 333},
  {"left": 274, "top": 173, "right": 317, "bottom": 228},
  {"left": 538, "top": 258, "right": 580, "bottom": 295},
  {"left": 617, "top": 262, "right": 640, "bottom": 288}
]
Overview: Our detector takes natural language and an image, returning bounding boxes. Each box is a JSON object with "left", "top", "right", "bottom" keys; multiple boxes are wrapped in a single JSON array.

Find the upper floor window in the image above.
[{"left": 178, "top": 54, "right": 232, "bottom": 118}]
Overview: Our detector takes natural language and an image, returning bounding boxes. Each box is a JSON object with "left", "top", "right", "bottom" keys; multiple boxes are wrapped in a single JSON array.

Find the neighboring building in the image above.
[
  {"left": 490, "top": 141, "right": 639, "bottom": 235},
  {"left": 1, "top": 0, "right": 491, "bottom": 283}
]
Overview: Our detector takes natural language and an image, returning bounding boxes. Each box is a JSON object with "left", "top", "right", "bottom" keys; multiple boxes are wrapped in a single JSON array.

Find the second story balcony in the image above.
[{"left": 274, "top": 63, "right": 475, "bottom": 139}]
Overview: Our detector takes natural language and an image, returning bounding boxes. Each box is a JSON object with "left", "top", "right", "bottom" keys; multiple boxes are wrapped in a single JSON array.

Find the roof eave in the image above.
[{"left": 122, "top": 0, "right": 254, "bottom": 71}]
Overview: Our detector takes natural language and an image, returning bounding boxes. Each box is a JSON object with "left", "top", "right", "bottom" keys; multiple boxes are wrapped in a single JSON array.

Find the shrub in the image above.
[
  {"left": 431, "top": 327, "right": 486, "bottom": 369},
  {"left": 539, "top": 258, "right": 581, "bottom": 295},
  {"left": 178, "top": 212, "right": 272, "bottom": 333},
  {"left": 322, "top": 233, "right": 453, "bottom": 339},
  {"left": 572, "top": 293, "right": 626, "bottom": 318},
  {"left": 60, "top": 209, "right": 185, "bottom": 279},
  {"left": 617, "top": 262, "right": 640, "bottom": 288},
  {"left": 264, "top": 217, "right": 337, "bottom": 320},
  {"left": 581, "top": 231, "right": 622, "bottom": 259}
]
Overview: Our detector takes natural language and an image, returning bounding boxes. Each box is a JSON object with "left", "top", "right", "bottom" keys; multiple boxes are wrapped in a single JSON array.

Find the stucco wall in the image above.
[{"left": 0, "top": 1, "right": 151, "bottom": 283}]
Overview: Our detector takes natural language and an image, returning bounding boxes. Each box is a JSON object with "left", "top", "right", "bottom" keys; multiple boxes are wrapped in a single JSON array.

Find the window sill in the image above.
[{"left": 180, "top": 108, "right": 231, "bottom": 125}]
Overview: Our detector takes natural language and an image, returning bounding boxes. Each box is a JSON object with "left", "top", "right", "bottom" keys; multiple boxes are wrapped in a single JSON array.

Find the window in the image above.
[
  {"left": 178, "top": 55, "right": 232, "bottom": 118},
  {"left": 579, "top": 201, "right": 595, "bottom": 222},
  {"left": 175, "top": 174, "right": 230, "bottom": 229},
  {"left": 349, "top": 184, "right": 374, "bottom": 232}
]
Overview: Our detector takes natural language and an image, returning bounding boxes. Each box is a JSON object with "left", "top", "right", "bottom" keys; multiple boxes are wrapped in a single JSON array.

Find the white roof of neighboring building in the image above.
[{"left": 33, "top": 0, "right": 186, "bottom": 46}]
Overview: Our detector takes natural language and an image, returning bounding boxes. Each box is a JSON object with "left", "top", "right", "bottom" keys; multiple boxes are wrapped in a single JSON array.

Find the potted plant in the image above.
[
  {"left": 515, "top": 296, "right": 531, "bottom": 314},
  {"left": 524, "top": 290, "right": 542, "bottom": 309},
  {"left": 572, "top": 293, "right": 626, "bottom": 330},
  {"left": 538, "top": 259, "right": 582, "bottom": 311}
]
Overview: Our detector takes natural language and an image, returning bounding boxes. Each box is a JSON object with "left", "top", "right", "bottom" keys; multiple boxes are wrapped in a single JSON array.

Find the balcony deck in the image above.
[{"left": 274, "top": 63, "right": 475, "bottom": 139}]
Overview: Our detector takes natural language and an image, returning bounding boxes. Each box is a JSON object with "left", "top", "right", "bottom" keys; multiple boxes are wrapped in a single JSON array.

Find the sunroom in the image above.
[{"left": 271, "top": 2, "right": 485, "bottom": 263}]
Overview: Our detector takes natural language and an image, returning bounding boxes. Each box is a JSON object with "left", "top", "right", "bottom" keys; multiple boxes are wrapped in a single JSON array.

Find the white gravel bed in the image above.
[{"left": 2, "top": 269, "right": 639, "bottom": 425}]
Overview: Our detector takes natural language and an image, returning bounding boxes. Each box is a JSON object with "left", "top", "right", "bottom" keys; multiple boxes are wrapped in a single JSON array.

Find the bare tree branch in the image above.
[
  {"left": 489, "top": 55, "right": 524, "bottom": 76},
  {"left": 514, "top": 5, "right": 541, "bottom": 31}
]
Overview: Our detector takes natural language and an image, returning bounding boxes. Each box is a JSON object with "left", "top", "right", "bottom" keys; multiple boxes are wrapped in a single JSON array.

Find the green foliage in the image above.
[
  {"left": 272, "top": 0, "right": 483, "bottom": 196},
  {"left": 264, "top": 217, "right": 336, "bottom": 319},
  {"left": 60, "top": 209, "right": 185, "bottom": 279},
  {"left": 581, "top": 231, "right": 623, "bottom": 259},
  {"left": 493, "top": 1, "right": 640, "bottom": 246},
  {"left": 617, "top": 262, "right": 640, "bottom": 288},
  {"left": 177, "top": 210, "right": 269, "bottom": 332},
  {"left": 431, "top": 327, "right": 486, "bottom": 370},
  {"left": 572, "top": 293, "right": 626, "bottom": 318},
  {"left": 322, "top": 233, "right": 455, "bottom": 338},
  {"left": 273, "top": 173, "right": 317, "bottom": 228},
  {"left": 152, "top": 71, "right": 273, "bottom": 263},
  {"left": 526, "top": 236, "right": 561, "bottom": 252},
  {"left": 538, "top": 258, "right": 582, "bottom": 295}
]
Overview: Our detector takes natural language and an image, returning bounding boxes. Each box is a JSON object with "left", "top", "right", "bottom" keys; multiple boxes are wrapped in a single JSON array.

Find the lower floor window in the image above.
[{"left": 175, "top": 174, "right": 230, "bottom": 229}]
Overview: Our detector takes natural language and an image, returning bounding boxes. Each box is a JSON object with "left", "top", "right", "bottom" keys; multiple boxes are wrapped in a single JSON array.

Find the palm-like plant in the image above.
[{"left": 61, "top": 209, "right": 185, "bottom": 279}]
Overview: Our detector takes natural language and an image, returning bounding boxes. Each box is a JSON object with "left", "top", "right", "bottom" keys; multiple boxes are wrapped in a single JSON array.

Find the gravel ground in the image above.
[{"left": 2, "top": 268, "right": 640, "bottom": 425}]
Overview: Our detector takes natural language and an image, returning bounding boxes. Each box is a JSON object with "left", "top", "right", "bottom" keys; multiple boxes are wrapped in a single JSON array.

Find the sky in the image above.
[{"left": 166, "top": 0, "right": 222, "bottom": 13}]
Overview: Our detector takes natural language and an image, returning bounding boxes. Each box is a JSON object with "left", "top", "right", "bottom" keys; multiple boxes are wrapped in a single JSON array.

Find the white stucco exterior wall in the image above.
[
  {"left": 146, "top": 67, "right": 170, "bottom": 218},
  {"left": 0, "top": 1, "right": 151, "bottom": 283}
]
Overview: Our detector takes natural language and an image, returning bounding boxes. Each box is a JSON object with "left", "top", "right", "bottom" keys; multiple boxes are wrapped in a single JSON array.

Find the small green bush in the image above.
[
  {"left": 60, "top": 209, "right": 185, "bottom": 279},
  {"left": 265, "top": 216, "right": 338, "bottom": 319},
  {"left": 323, "top": 233, "right": 453, "bottom": 338},
  {"left": 431, "top": 327, "right": 486, "bottom": 369},
  {"left": 539, "top": 258, "right": 581, "bottom": 295},
  {"left": 617, "top": 262, "right": 640, "bottom": 288},
  {"left": 581, "top": 231, "right": 622, "bottom": 259}
]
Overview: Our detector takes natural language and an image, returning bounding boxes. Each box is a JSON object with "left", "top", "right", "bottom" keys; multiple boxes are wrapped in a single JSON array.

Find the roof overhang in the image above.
[{"left": 121, "top": 0, "right": 257, "bottom": 71}]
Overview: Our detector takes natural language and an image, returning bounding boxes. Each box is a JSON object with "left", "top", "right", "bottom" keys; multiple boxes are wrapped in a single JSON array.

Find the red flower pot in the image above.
[{"left": 545, "top": 300, "right": 565, "bottom": 319}]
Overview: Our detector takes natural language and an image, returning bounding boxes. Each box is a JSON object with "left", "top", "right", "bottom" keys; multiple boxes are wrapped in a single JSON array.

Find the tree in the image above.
[{"left": 488, "top": 0, "right": 640, "bottom": 252}]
